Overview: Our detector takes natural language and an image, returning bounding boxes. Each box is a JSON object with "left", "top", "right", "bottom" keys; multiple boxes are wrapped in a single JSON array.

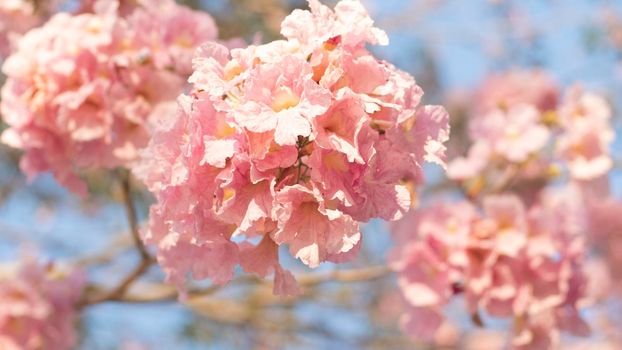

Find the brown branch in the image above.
[
  {"left": 74, "top": 234, "right": 134, "bottom": 266},
  {"left": 81, "top": 259, "right": 153, "bottom": 306},
  {"left": 93, "top": 265, "right": 392, "bottom": 304},
  {"left": 79, "top": 170, "right": 390, "bottom": 307},
  {"left": 79, "top": 170, "right": 154, "bottom": 307},
  {"left": 296, "top": 265, "right": 390, "bottom": 286},
  {"left": 489, "top": 163, "right": 520, "bottom": 194},
  {"left": 119, "top": 169, "right": 150, "bottom": 260}
]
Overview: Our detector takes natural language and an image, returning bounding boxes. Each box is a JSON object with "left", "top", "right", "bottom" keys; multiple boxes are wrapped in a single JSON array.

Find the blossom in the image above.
[
  {"left": 427, "top": 69, "right": 614, "bottom": 347},
  {"left": 556, "top": 86, "right": 615, "bottom": 181},
  {"left": 0, "top": 0, "right": 218, "bottom": 195},
  {"left": 448, "top": 72, "right": 617, "bottom": 218},
  {"left": 233, "top": 55, "right": 331, "bottom": 145},
  {"left": 448, "top": 71, "right": 557, "bottom": 188},
  {"left": 556, "top": 124, "right": 614, "bottom": 180},
  {"left": 447, "top": 140, "right": 491, "bottom": 180},
  {"left": 0, "top": 0, "right": 55, "bottom": 59},
  {"left": 0, "top": 256, "right": 84, "bottom": 350},
  {"left": 280, "top": 0, "right": 388, "bottom": 52},
  {"left": 390, "top": 187, "right": 590, "bottom": 346},
  {"left": 475, "top": 69, "right": 559, "bottom": 113},
  {"left": 136, "top": 0, "right": 449, "bottom": 295},
  {"left": 586, "top": 198, "right": 622, "bottom": 285},
  {"left": 469, "top": 104, "right": 550, "bottom": 163}
]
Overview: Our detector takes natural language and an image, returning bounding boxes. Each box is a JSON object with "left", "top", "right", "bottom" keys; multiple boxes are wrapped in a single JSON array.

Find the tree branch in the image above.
[
  {"left": 79, "top": 170, "right": 154, "bottom": 307},
  {"left": 100, "top": 265, "right": 392, "bottom": 304},
  {"left": 79, "top": 171, "right": 391, "bottom": 308},
  {"left": 119, "top": 169, "right": 150, "bottom": 260}
]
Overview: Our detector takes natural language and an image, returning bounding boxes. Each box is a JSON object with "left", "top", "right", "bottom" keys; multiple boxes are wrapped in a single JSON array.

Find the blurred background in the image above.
[{"left": 1, "top": 0, "right": 621, "bottom": 349}]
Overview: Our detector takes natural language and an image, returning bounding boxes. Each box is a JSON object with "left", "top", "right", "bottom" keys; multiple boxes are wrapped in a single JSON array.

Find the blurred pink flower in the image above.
[
  {"left": 587, "top": 198, "right": 622, "bottom": 286},
  {"left": 470, "top": 104, "right": 550, "bottom": 163},
  {"left": 0, "top": 0, "right": 218, "bottom": 195},
  {"left": 447, "top": 140, "right": 492, "bottom": 180},
  {"left": 0, "top": 0, "right": 53, "bottom": 59},
  {"left": 475, "top": 69, "right": 559, "bottom": 114},
  {"left": 390, "top": 187, "right": 590, "bottom": 346},
  {"left": 556, "top": 86, "right": 614, "bottom": 181},
  {"left": 0, "top": 256, "right": 84, "bottom": 350}
]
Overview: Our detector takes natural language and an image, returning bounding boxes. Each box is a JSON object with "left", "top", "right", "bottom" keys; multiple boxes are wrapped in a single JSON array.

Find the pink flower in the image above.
[
  {"left": 470, "top": 104, "right": 550, "bottom": 163},
  {"left": 281, "top": 0, "right": 388, "bottom": 52},
  {"left": 463, "top": 330, "right": 507, "bottom": 350},
  {"left": 0, "top": 0, "right": 54, "bottom": 59},
  {"left": 120, "top": 0, "right": 218, "bottom": 76},
  {"left": 557, "top": 125, "right": 615, "bottom": 180},
  {"left": 475, "top": 69, "right": 559, "bottom": 113},
  {"left": 313, "top": 91, "right": 371, "bottom": 163},
  {"left": 389, "top": 201, "right": 478, "bottom": 338},
  {"left": 234, "top": 55, "right": 331, "bottom": 145},
  {"left": 136, "top": 0, "right": 448, "bottom": 295},
  {"left": 390, "top": 188, "right": 590, "bottom": 345},
  {"left": 391, "top": 201, "right": 476, "bottom": 254},
  {"left": 557, "top": 85, "right": 611, "bottom": 129},
  {"left": 447, "top": 140, "right": 491, "bottom": 180},
  {"left": 135, "top": 98, "right": 241, "bottom": 290},
  {"left": 512, "top": 318, "right": 558, "bottom": 350},
  {"left": 400, "top": 305, "right": 445, "bottom": 341},
  {"left": 556, "top": 86, "right": 614, "bottom": 181},
  {"left": 480, "top": 195, "right": 528, "bottom": 257},
  {"left": 0, "top": 256, "right": 84, "bottom": 350},
  {"left": 395, "top": 240, "right": 452, "bottom": 308},
  {"left": 239, "top": 237, "right": 301, "bottom": 297},
  {"left": 448, "top": 70, "right": 560, "bottom": 195},
  {"left": 586, "top": 198, "right": 622, "bottom": 284},
  {"left": 0, "top": 0, "right": 218, "bottom": 195},
  {"left": 272, "top": 185, "right": 361, "bottom": 268}
]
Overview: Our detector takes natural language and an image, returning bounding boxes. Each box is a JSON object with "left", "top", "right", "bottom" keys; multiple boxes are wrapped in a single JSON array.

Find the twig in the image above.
[
  {"left": 118, "top": 169, "right": 150, "bottom": 260},
  {"left": 79, "top": 170, "right": 154, "bottom": 307},
  {"left": 296, "top": 265, "right": 390, "bottom": 286},
  {"left": 489, "top": 164, "right": 520, "bottom": 194},
  {"left": 101, "top": 265, "right": 392, "bottom": 304},
  {"left": 73, "top": 234, "right": 134, "bottom": 266}
]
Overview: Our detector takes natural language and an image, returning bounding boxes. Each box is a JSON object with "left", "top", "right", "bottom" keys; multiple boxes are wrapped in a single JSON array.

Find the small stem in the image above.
[
  {"left": 99, "top": 265, "right": 392, "bottom": 304},
  {"left": 82, "top": 258, "right": 153, "bottom": 306},
  {"left": 119, "top": 170, "right": 150, "bottom": 260},
  {"left": 79, "top": 170, "right": 154, "bottom": 307},
  {"left": 490, "top": 164, "right": 520, "bottom": 194},
  {"left": 297, "top": 265, "right": 390, "bottom": 286},
  {"left": 471, "top": 310, "right": 485, "bottom": 327}
]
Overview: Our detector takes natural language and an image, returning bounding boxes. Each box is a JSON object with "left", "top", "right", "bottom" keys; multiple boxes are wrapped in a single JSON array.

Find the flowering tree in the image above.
[{"left": 0, "top": 0, "right": 620, "bottom": 349}]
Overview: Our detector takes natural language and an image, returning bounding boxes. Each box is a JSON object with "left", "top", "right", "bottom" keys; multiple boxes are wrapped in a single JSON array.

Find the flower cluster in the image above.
[
  {"left": 390, "top": 187, "right": 590, "bottom": 349},
  {"left": 586, "top": 198, "right": 622, "bottom": 289},
  {"left": 0, "top": 0, "right": 218, "bottom": 195},
  {"left": 474, "top": 69, "right": 559, "bottom": 114},
  {"left": 448, "top": 70, "right": 614, "bottom": 193},
  {"left": 135, "top": 0, "right": 449, "bottom": 295},
  {"left": 0, "top": 256, "right": 84, "bottom": 350},
  {"left": 390, "top": 68, "right": 619, "bottom": 348},
  {"left": 0, "top": 0, "right": 57, "bottom": 59},
  {"left": 555, "top": 86, "right": 615, "bottom": 181}
]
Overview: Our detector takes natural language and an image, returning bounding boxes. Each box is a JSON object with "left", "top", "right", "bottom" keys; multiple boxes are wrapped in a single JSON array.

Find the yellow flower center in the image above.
[
  {"left": 223, "top": 188, "right": 236, "bottom": 202},
  {"left": 174, "top": 36, "right": 194, "bottom": 49},
  {"left": 271, "top": 87, "right": 300, "bottom": 112}
]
